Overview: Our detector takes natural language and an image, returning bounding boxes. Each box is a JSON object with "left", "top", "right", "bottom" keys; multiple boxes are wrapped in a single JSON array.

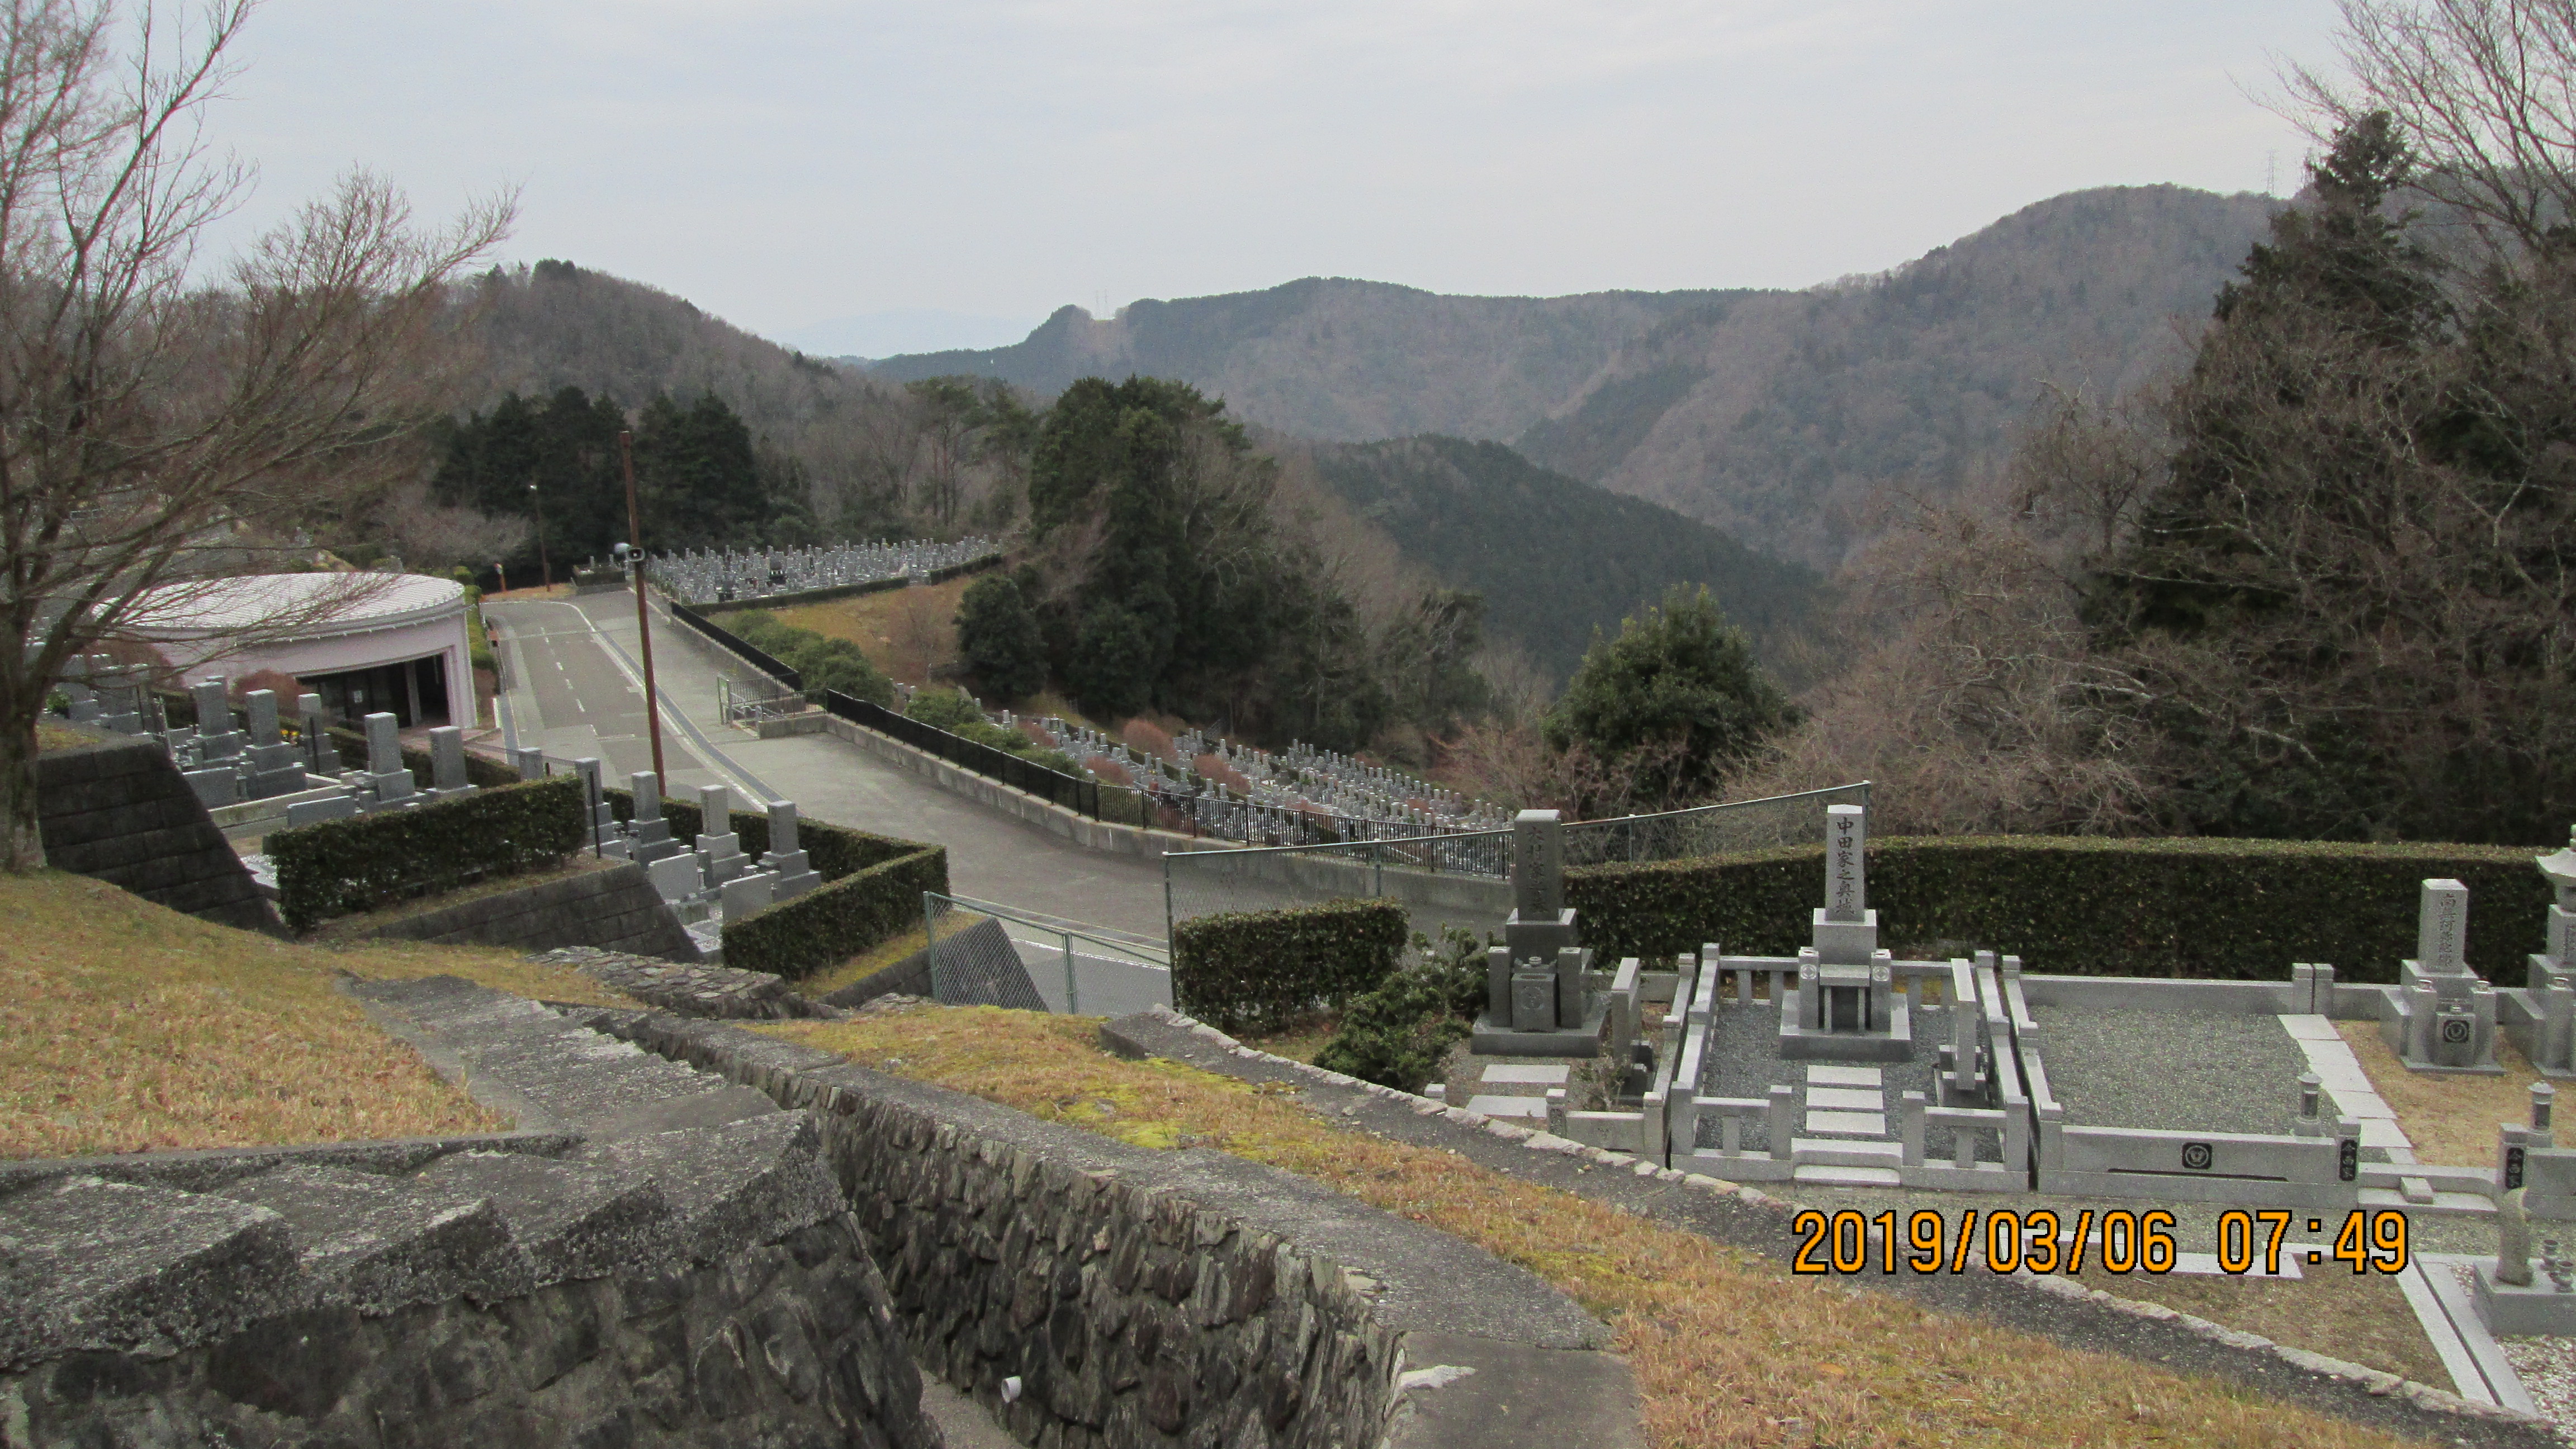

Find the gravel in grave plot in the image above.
[
  {"left": 2033, "top": 1006, "right": 2305, "bottom": 1135},
  {"left": 1688, "top": 1000, "right": 1993, "bottom": 1161}
]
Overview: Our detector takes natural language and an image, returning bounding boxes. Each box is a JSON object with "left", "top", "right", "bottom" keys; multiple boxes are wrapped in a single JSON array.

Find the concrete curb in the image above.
[{"left": 1106, "top": 1005, "right": 2555, "bottom": 1434}]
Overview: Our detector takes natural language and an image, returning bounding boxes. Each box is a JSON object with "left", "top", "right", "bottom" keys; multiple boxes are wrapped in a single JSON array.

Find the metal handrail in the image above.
[{"left": 925, "top": 890, "right": 1171, "bottom": 1016}]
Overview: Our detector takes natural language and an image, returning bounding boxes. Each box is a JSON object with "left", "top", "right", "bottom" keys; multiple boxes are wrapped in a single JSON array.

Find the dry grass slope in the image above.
[
  {"left": 0, "top": 872, "right": 634, "bottom": 1159},
  {"left": 763, "top": 1006, "right": 2423, "bottom": 1449}
]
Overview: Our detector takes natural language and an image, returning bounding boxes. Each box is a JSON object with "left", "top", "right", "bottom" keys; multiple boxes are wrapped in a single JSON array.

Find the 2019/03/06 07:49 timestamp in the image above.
[{"left": 1788, "top": 1208, "right": 2413, "bottom": 1276}]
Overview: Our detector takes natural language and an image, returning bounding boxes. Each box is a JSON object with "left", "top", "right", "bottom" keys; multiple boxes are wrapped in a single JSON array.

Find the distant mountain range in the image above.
[{"left": 868, "top": 186, "right": 2281, "bottom": 566}]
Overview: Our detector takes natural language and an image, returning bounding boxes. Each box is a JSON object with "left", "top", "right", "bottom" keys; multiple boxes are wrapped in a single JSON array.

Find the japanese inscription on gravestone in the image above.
[
  {"left": 2419, "top": 878, "right": 2469, "bottom": 973},
  {"left": 1825, "top": 804, "right": 1866, "bottom": 922},
  {"left": 1512, "top": 809, "right": 1565, "bottom": 918}
]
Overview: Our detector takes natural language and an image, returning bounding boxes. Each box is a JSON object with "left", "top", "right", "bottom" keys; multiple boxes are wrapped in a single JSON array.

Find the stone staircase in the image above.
[
  {"left": 0, "top": 974, "right": 845, "bottom": 1371},
  {"left": 1788, "top": 1063, "right": 1906, "bottom": 1187}
]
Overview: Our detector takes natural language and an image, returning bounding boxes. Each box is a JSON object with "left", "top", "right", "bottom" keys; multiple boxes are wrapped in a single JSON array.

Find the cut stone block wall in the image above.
[
  {"left": 36, "top": 732, "right": 277, "bottom": 932},
  {"left": 590, "top": 1009, "right": 1642, "bottom": 1449},
  {"left": 360, "top": 859, "right": 699, "bottom": 960},
  {"left": 0, "top": 1101, "right": 936, "bottom": 1449}
]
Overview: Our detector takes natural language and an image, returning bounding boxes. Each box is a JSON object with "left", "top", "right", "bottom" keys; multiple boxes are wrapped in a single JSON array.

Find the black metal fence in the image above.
[
  {"left": 825, "top": 690, "right": 1104, "bottom": 819},
  {"left": 668, "top": 601, "right": 803, "bottom": 691}
]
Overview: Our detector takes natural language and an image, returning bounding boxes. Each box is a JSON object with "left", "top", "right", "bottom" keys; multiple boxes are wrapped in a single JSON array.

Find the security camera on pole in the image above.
[{"left": 617, "top": 430, "right": 666, "bottom": 784}]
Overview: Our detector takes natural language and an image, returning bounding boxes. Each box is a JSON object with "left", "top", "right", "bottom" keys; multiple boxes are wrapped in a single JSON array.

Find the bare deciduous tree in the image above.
[{"left": 2, "top": 0, "right": 511, "bottom": 869}]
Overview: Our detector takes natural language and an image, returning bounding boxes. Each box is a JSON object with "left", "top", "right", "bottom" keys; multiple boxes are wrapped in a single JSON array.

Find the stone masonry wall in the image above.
[
  {"left": 36, "top": 732, "right": 276, "bottom": 932},
  {"left": 1, "top": 1209, "right": 918, "bottom": 1449},
  {"left": 363, "top": 859, "right": 699, "bottom": 960},
  {"left": 591, "top": 1010, "right": 1633, "bottom": 1449}
]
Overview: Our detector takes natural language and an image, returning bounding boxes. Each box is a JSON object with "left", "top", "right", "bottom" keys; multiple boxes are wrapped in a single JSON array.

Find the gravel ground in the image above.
[
  {"left": 2035, "top": 1006, "right": 2308, "bottom": 1134},
  {"left": 1692, "top": 998, "right": 1992, "bottom": 1159},
  {"left": 2452, "top": 1259, "right": 2576, "bottom": 1437}
]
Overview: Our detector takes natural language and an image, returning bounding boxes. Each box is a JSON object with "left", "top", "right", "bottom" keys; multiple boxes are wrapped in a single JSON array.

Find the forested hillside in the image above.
[
  {"left": 1300, "top": 437, "right": 1818, "bottom": 685},
  {"left": 867, "top": 187, "right": 2278, "bottom": 567},
  {"left": 1529, "top": 186, "right": 2282, "bottom": 565},
  {"left": 867, "top": 279, "right": 1742, "bottom": 442}
]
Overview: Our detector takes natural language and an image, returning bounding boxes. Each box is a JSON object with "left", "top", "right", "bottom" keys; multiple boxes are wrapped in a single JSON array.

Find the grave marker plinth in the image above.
[
  {"left": 2384, "top": 878, "right": 2503, "bottom": 1074},
  {"left": 1472, "top": 809, "right": 1610, "bottom": 1057}
]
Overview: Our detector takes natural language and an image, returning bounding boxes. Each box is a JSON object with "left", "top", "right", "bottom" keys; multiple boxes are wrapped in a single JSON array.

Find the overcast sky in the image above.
[{"left": 208, "top": 1, "right": 2342, "bottom": 356}]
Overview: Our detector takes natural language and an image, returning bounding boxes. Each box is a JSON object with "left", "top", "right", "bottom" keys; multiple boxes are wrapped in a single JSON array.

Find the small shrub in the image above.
[
  {"left": 906, "top": 686, "right": 986, "bottom": 732},
  {"left": 1086, "top": 755, "right": 1131, "bottom": 787},
  {"left": 1122, "top": 718, "right": 1177, "bottom": 763},
  {"left": 1313, "top": 928, "right": 1491, "bottom": 1092}
]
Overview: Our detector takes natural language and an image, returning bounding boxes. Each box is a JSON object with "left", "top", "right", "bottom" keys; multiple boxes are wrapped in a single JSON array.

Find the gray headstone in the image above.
[
  {"left": 428, "top": 726, "right": 468, "bottom": 792},
  {"left": 287, "top": 794, "right": 361, "bottom": 828},
  {"left": 512, "top": 746, "right": 544, "bottom": 780},
  {"left": 630, "top": 771, "right": 662, "bottom": 820},
  {"left": 243, "top": 690, "right": 282, "bottom": 746},
  {"left": 1825, "top": 804, "right": 1867, "bottom": 922},
  {"left": 646, "top": 853, "right": 702, "bottom": 903},
  {"left": 765, "top": 799, "right": 801, "bottom": 855},
  {"left": 296, "top": 694, "right": 327, "bottom": 770},
  {"left": 190, "top": 676, "right": 229, "bottom": 733},
  {"left": 719, "top": 870, "right": 775, "bottom": 919},
  {"left": 1511, "top": 970, "right": 1556, "bottom": 1031},
  {"left": 697, "top": 783, "right": 733, "bottom": 830},
  {"left": 2419, "top": 878, "right": 2470, "bottom": 973},
  {"left": 1511, "top": 809, "right": 1565, "bottom": 918},
  {"left": 363, "top": 712, "right": 401, "bottom": 776}
]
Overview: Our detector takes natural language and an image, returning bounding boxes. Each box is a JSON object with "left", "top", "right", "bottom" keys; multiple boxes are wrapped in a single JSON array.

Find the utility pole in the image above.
[
  {"left": 528, "top": 479, "right": 552, "bottom": 591},
  {"left": 621, "top": 430, "right": 665, "bottom": 782}
]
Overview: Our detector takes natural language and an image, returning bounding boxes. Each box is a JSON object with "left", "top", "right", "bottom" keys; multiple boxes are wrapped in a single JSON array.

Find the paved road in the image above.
[{"left": 484, "top": 591, "right": 1171, "bottom": 941}]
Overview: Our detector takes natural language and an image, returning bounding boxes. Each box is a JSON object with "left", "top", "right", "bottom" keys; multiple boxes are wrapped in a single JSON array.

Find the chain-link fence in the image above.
[{"left": 1163, "top": 782, "right": 1872, "bottom": 945}]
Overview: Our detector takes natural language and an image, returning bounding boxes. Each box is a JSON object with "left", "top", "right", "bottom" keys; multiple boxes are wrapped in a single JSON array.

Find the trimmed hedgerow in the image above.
[
  {"left": 721, "top": 844, "right": 950, "bottom": 981},
  {"left": 1565, "top": 834, "right": 2555, "bottom": 984},
  {"left": 271, "top": 775, "right": 587, "bottom": 932},
  {"left": 1171, "top": 898, "right": 1410, "bottom": 1034}
]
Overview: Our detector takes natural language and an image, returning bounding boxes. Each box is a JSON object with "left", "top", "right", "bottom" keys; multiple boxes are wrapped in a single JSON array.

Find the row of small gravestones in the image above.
[
  {"left": 567, "top": 762, "right": 823, "bottom": 931},
  {"left": 47, "top": 655, "right": 454, "bottom": 817},
  {"left": 648, "top": 536, "right": 1001, "bottom": 605}
]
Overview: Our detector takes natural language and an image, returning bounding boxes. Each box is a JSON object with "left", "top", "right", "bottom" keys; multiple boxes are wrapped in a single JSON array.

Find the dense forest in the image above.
[{"left": 1299, "top": 435, "right": 1819, "bottom": 686}]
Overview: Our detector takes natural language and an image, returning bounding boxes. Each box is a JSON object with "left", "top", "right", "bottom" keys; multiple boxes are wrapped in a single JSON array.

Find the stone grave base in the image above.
[
  {"left": 1777, "top": 997, "right": 1915, "bottom": 1062},
  {"left": 1470, "top": 999, "right": 1610, "bottom": 1058},
  {"left": 2473, "top": 1261, "right": 2576, "bottom": 1335}
]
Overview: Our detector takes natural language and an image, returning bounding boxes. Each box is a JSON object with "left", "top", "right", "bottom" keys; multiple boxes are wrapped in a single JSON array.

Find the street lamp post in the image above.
[
  {"left": 619, "top": 430, "right": 666, "bottom": 783},
  {"left": 528, "top": 479, "right": 552, "bottom": 591}
]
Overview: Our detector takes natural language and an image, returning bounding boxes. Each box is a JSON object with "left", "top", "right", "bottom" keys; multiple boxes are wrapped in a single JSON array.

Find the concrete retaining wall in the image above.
[
  {"left": 594, "top": 1008, "right": 1645, "bottom": 1449},
  {"left": 36, "top": 731, "right": 277, "bottom": 934},
  {"left": 361, "top": 860, "right": 699, "bottom": 960}
]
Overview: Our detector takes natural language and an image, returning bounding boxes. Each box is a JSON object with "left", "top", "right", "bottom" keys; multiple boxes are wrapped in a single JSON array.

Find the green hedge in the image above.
[
  {"left": 1565, "top": 835, "right": 2556, "bottom": 984},
  {"left": 721, "top": 844, "right": 949, "bottom": 980},
  {"left": 270, "top": 775, "right": 587, "bottom": 931},
  {"left": 1171, "top": 898, "right": 1410, "bottom": 1033}
]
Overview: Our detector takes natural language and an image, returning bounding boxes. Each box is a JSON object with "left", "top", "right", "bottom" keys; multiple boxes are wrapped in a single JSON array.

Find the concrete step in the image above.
[
  {"left": 411, "top": 1151, "right": 675, "bottom": 1281},
  {"left": 214, "top": 1163, "right": 534, "bottom": 1312},
  {"left": 0, "top": 1176, "right": 296, "bottom": 1367},
  {"left": 1792, "top": 1138, "right": 1903, "bottom": 1168},
  {"left": 1794, "top": 1164, "right": 1902, "bottom": 1187},
  {"left": 1801, "top": 1110, "right": 1887, "bottom": 1137},
  {"left": 2359, "top": 1186, "right": 2495, "bottom": 1218}
]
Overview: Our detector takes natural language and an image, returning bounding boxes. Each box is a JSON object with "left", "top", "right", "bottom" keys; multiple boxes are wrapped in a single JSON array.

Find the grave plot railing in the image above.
[
  {"left": 825, "top": 691, "right": 1105, "bottom": 820},
  {"left": 1560, "top": 781, "right": 1871, "bottom": 868},
  {"left": 1164, "top": 782, "right": 1875, "bottom": 963},
  {"left": 717, "top": 675, "right": 803, "bottom": 728}
]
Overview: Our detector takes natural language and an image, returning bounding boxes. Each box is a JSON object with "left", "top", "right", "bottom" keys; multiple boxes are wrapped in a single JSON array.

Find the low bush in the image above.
[
  {"left": 1171, "top": 898, "right": 1409, "bottom": 1034},
  {"left": 271, "top": 775, "right": 586, "bottom": 931},
  {"left": 1313, "top": 927, "right": 1490, "bottom": 1092},
  {"left": 905, "top": 686, "right": 984, "bottom": 731},
  {"left": 1566, "top": 834, "right": 2555, "bottom": 983},
  {"left": 724, "top": 609, "right": 894, "bottom": 705},
  {"left": 722, "top": 844, "right": 950, "bottom": 980}
]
